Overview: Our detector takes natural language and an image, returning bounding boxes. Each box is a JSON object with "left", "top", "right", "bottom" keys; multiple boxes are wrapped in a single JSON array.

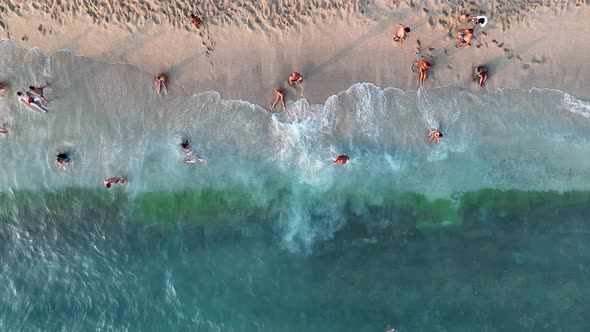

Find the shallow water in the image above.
[{"left": 0, "top": 39, "right": 590, "bottom": 331}]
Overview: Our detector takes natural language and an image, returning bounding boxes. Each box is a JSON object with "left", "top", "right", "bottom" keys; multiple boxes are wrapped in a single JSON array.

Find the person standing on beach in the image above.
[
  {"left": 289, "top": 72, "right": 303, "bottom": 86},
  {"left": 104, "top": 177, "right": 125, "bottom": 188},
  {"left": 28, "top": 85, "right": 49, "bottom": 103},
  {"left": 416, "top": 60, "right": 432, "bottom": 87},
  {"left": 393, "top": 24, "right": 411, "bottom": 45},
  {"left": 474, "top": 66, "right": 489, "bottom": 87},
  {"left": 155, "top": 74, "right": 168, "bottom": 95},
  {"left": 271, "top": 88, "right": 286, "bottom": 112}
]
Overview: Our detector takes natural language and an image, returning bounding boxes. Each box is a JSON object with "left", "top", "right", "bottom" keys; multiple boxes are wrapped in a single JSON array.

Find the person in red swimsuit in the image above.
[{"left": 333, "top": 155, "right": 350, "bottom": 165}]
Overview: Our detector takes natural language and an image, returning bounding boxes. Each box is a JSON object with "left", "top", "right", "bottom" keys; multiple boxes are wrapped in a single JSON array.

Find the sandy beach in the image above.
[{"left": 1, "top": 0, "right": 588, "bottom": 108}]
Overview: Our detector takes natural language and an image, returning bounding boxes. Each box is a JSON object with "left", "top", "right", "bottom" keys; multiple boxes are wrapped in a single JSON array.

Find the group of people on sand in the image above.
[{"left": 384, "top": 12, "right": 490, "bottom": 152}]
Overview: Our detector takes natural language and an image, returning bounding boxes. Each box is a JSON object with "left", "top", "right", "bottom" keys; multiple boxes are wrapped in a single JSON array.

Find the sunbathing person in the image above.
[
  {"left": 270, "top": 88, "right": 286, "bottom": 112},
  {"left": 456, "top": 28, "right": 474, "bottom": 47},
  {"left": 17, "top": 91, "right": 47, "bottom": 113},
  {"left": 416, "top": 60, "right": 432, "bottom": 87},
  {"left": 474, "top": 66, "right": 489, "bottom": 87}
]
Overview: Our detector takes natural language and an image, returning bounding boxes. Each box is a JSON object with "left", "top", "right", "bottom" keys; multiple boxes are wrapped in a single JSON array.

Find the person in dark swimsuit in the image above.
[
  {"left": 56, "top": 152, "right": 70, "bottom": 165},
  {"left": 474, "top": 66, "right": 489, "bottom": 87}
]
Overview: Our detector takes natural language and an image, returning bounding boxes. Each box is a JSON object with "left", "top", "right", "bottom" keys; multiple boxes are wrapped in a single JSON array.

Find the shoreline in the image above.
[{"left": 1, "top": 1, "right": 589, "bottom": 109}]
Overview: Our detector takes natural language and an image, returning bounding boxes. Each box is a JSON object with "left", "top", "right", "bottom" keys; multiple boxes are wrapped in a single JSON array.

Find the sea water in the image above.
[{"left": 0, "top": 39, "right": 590, "bottom": 331}]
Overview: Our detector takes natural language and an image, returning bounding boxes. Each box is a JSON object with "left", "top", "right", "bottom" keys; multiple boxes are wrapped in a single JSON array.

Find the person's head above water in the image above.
[
  {"left": 404, "top": 27, "right": 411, "bottom": 33},
  {"left": 105, "top": 183, "right": 111, "bottom": 188}
]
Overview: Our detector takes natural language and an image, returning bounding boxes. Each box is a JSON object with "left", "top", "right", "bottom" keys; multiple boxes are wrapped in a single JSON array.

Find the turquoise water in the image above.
[{"left": 1, "top": 39, "right": 590, "bottom": 331}]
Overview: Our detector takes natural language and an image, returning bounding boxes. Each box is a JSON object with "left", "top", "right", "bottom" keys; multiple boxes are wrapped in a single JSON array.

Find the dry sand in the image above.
[{"left": 1, "top": 0, "right": 589, "bottom": 108}]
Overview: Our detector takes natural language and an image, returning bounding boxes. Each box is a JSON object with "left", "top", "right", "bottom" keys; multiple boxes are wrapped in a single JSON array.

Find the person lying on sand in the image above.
[
  {"left": 455, "top": 29, "right": 474, "bottom": 47},
  {"left": 28, "top": 85, "right": 49, "bottom": 103},
  {"left": 190, "top": 14, "right": 202, "bottom": 29},
  {"left": 333, "top": 155, "right": 350, "bottom": 165},
  {"left": 474, "top": 66, "right": 489, "bottom": 87},
  {"left": 104, "top": 177, "right": 125, "bottom": 188},
  {"left": 428, "top": 129, "right": 443, "bottom": 143},
  {"left": 393, "top": 24, "right": 411, "bottom": 45},
  {"left": 155, "top": 74, "right": 168, "bottom": 95},
  {"left": 271, "top": 88, "right": 286, "bottom": 112},
  {"left": 17, "top": 91, "right": 47, "bottom": 113},
  {"left": 56, "top": 152, "right": 70, "bottom": 166},
  {"left": 416, "top": 60, "right": 432, "bottom": 87},
  {"left": 288, "top": 72, "right": 303, "bottom": 86}
]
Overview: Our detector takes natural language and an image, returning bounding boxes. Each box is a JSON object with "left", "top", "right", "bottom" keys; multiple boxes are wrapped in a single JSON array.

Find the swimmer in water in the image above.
[
  {"left": 181, "top": 139, "right": 204, "bottom": 163},
  {"left": 56, "top": 152, "right": 70, "bottom": 166},
  {"left": 333, "top": 155, "right": 350, "bottom": 165},
  {"left": 428, "top": 129, "right": 443, "bottom": 143},
  {"left": 155, "top": 74, "right": 168, "bottom": 95},
  {"left": 104, "top": 177, "right": 125, "bottom": 188}
]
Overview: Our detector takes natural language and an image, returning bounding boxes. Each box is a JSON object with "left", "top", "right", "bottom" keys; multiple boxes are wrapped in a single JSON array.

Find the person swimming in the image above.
[
  {"left": 181, "top": 139, "right": 204, "bottom": 163},
  {"left": 428, "top": 129, "right": 443, "bottom": 143},
  {"left": 104, "top": 177, "right": 125, "bottom": 188},
  {"left": 56, "top": 152, "right": 70, "bottom": 165},
  {"left": 333, "top": 155, "right": 350, "bottom": 165}
]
